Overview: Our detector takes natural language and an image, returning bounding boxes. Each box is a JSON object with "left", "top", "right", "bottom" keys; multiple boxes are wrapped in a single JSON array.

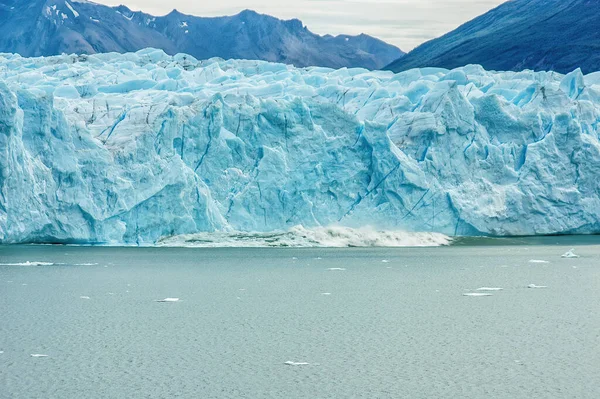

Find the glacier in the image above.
[{"left": 1, "top": 48, "right": 600, "bottom": 245}]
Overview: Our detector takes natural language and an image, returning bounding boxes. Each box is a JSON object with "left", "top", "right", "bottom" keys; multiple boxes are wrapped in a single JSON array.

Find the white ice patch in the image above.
[
  {"left": 561, "top": 249, "right": 580, "bottom": 258},
  {"left": 155, "top": 298, "right": 180, "bottom": 302},
  {"left": 30, "top": 354, "right": 49, "bottom": 357},
  {"left": 157, "top": 226, "right": 451, "bottom": 248},
  {"left": 529, "top": 260, "right": 550, "bottom": 264},
  {"left": 327, "top": 268, "right": 346, "bottom": 271},
  {"left": 463, "top": 293, "right": 493, "bottom": 297},
  {"left": 284, "top": 361, "right": 310, "bottom": 366},
  {"left": 74, "top": 263, "right": 98, "bottom": 266},
  {"left": 65, "top": 1, "right": 79, "bottom": 18},
  {"left": 80, "top": 296, "right": 90, "bottom": 299},
  {"left": 476, "top": 287, "right": 503, "bottom": 291},
  {"left": 528, "top": 284, "right": 548, "bottom": 289},
  {"left": 0, "top": 261, "right": 54, "bottom": 266}
]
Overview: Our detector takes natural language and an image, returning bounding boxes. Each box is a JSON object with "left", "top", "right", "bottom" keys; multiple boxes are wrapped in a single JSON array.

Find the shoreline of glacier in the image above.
[{"left": 1, "top": 49, "right": 600, "bottom": 244}]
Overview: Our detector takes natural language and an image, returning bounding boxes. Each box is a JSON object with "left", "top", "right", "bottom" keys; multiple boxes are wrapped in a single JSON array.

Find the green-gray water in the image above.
[{"left": 1, "top": 238, "right": 600, "bottom": 398}]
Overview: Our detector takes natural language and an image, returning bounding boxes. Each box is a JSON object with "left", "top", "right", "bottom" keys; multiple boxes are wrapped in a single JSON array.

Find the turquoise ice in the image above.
[{"left": 1, "top": 49, "right": 599, "bottom": 244}]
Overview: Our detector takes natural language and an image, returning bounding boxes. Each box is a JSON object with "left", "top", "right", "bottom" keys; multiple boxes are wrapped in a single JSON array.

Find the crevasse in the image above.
[{"left": 0, "top": 48, "right": 599, "bottom": 244}]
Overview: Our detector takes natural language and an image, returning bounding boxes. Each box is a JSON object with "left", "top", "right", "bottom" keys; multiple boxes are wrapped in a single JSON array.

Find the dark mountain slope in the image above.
[{"left": 387, "top": 0, "right": 600, "bottom": 74}]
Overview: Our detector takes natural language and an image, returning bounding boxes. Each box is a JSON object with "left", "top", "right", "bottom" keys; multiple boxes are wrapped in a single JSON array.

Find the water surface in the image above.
[{"left": 1, "top": 238, "right": 599, "bottom": 398}]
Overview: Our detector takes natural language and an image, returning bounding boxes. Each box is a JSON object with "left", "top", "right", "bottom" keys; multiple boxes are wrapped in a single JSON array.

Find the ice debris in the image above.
[
  {"left": 284, "top": 361, "right": 310, "bottom": 366},
  {"left": 561, "top": 249, "right": 580, "bottom": 258},
  {"left": 0, "top": 262, "right": 55, "bottom": 266}
]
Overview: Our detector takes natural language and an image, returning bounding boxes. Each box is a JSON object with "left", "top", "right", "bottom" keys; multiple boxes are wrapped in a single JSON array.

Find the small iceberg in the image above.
[
  {"left": 80, "top": 296, "right": 90, "bottom": 300},
  {"left": 529, "top": 260, "right": 550, "bottom": 264},
  {"left": 561, "top": 249, "right": 580, "bottom": 258},
  {"left": 321, "top": 293, "right": 332, "bottom": 296},
  {"left": 155, "top": 298, "right": 180, "bottom": 302},
  {"left": 284, "top": 361, "right": 310, "bottom": 366},
  {"left": 528, "top": 284, "right": 548, "bottom": 289},
  {"left": 30, "top": 354, "right": 49, "bottom": 357},
  {"left": 463, "top": 293, "right": 493, "bottom": 297},
  {"left": 381, "top": 260, "right": 390, "bottom": 263},
  {"left": 476, "top": 287, "right": 503, "bottom": 292},
  {"left": 327, "top": 268, "right": 346, "bottom": 271}
]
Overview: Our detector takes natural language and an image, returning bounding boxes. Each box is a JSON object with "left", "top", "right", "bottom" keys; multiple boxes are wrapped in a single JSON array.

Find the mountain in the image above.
[
  {"left": 1, "top": 50, "right": 600, "bottom": 244},
  {"left": 386, "top": 0, "right": 600, "bottom": 74},
  {"left": 0, "top": 0, "right": 404, "bottom": 70}
]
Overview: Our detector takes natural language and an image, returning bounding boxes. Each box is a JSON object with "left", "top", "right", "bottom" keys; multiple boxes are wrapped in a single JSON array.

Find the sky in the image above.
[{"left": 96, "top": 0, "right": 507, "bottom": 51}]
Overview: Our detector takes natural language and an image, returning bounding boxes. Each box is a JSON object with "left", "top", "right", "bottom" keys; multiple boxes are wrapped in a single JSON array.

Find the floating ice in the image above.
[
  {"left": 155, "top": 298, "right": 180, "bottom": 302},
  {"left": 30, "top": 354, "right": 49, "bottom": 357},
  {"left": 476, "top": 287, "right": 503, "bottom": 291},
  {"left": 529, "top": 260, "right": 550, "bottom": 264},
  {"left": 381, "top": 260, "right": 390, "bottom": 263},
  {"left": 463, "top": 293, "right": 493, "bottom": 297},
  {"left": 284, "top": 361, "right": 310, "bottom": 366},
  {"left": 0, "top": 261, "right": 54, "bottom": 266},
  {"left": 157, "top": 227, "right": 451, "bottom": 248},
  {"left": 74, "top": 263, "right": 99, "bottom": 266},
  {"left": 80, "top": 296, "right": 90, "bottom": 299},
  {"left": 528, "top": 284, "right": 548, "bottom": 289},
  {"left": 1, "top": 50, "right": 600, "bottom": 244},
  {"left": 327, "top": 268, "right": 346, "bottom": 271},
  {"left": 321, "top": 293, "right": 332, "bottom": 296},
  {"left": 561, "top": 249, "right": 580, "bottom": 258}
]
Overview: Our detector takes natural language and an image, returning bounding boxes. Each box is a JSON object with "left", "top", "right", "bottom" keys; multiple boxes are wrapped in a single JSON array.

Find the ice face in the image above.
[{"left": 0, "top": 49, "right": 599, "bottom": 244}]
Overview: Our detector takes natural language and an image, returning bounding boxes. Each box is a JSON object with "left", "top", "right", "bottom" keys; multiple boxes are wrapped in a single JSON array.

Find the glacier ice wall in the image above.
[{"left": 1, "top": 48, "right": 600, "bottom": 244}]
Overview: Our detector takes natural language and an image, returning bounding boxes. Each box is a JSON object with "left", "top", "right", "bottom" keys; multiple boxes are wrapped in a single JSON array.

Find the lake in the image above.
[{"left": 1, "top": 238, "right": 600, "bottom": 398}]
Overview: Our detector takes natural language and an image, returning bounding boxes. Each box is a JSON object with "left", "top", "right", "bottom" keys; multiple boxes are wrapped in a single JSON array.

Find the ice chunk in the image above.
[
  {"left": 327, "top": 268, "right": 346, "bottom": 271},
  {"left": 30, "top": 354, "right": 49, "bottom": 357},
  {"left": 155, "top": 298, "right": 180, "bottom": 302},
  {"left": 529, "top": 260, "right": 550, "bottom": 264},
  {"left": 561, "top": 249, "right": 580, "bottom": 258},
  {"left": 476, "top": 287, "right": 503, "bottom": 291},
  {"left": 284, "top": 361, "right": 310, "bottom": 366},
  {"left": 80, "top": 296, "right": 90, "bottom": 299},
  {"left": 463, "top": 293, "right": 493, "bottom": 297},
  {"left": 528, "top": 284, "right": 548, "bottom": 289}
]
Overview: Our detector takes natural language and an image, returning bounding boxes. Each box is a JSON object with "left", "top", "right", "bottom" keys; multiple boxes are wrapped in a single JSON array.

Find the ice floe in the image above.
[
  {"left": 561, "top": 249, "right": 580, "bottom": 258},
  {"left": 476, "top": 287, "right": 503, "bottom": 291},
  {"left": 527, "top": 284, "right": 548, "bottom": 289},
  {"left": 284, "top": 361, "right": 310, "bottom": 366},
  {"left": 155, "top": 298, "right": 180, "bottom": 302},
  {"left": 0, "top": 261, "right": 54, "bottom": 266},
  {"left": 463, "top": 293, "right": 493, "bottom": 297}
]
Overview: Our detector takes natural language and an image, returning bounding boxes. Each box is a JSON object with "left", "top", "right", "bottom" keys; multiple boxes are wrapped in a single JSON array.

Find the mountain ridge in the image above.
[{"left": 0, "top": 0, "right": 404, "bottom": 69}]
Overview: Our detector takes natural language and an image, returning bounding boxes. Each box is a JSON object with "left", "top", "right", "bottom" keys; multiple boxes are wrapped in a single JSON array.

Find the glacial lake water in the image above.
[{"left": 1, "top": 237, "right": 600, "bottom": 398}]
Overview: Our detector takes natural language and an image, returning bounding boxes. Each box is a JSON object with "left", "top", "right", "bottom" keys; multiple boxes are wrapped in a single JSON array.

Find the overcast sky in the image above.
[{"left": 96, "top": 0, "right": 506, "bottom": 51}]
